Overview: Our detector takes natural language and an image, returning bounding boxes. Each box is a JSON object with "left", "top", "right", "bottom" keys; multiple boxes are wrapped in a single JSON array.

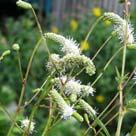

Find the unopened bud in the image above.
[
  {"left": 16, "top": 0, "right": 32, "bottom": 9},
  {"left": 12, "top": 43, "right": 20, "bottom": 51}
]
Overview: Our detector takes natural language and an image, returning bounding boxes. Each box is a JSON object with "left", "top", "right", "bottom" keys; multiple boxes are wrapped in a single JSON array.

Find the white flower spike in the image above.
[
  {"left": 21, "top": 118, "right": 35, "bottom": 134},
  {"left": 44, "top": 33, "right": 81, "bottom": 55}
]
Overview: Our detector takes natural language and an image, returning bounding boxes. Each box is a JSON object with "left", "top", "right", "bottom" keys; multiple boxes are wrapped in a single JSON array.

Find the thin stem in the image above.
[
  {"left": 98, "top": 93, "right": 119, "bottom": 119},
  {"left": 84, "top": 16, "right": 103, "bottom": 42},
  {"left": 101, "top": 103, "right": 119, "bottom": 121},
  {"left": 42, "top": 98, "right": 53, "bottom": 136},
  {"left": 31, "top": 8, "right": 43, "bottom": 35},
  {"left": 115, "top": 0, "right": 128, "bottom": 135},
  {"left": 84, "top": 94, "right": 119, "bottom": 135},
  {"left": 92, "top": 47, "right": 123, "bottom": 86},
  {"left": 0, "top": 104, "right": 23, "bottom": 133},
  {"left": 92, "top": 35, "right": 113, "bottom": 61},
  {"left": 17, "top": 51, "right": 23, "bottom": 81},
  {"left": 7, "top": 38, "right": 42, "bottom": 136},
  {"left": 95, "top": 112, "right": 119, "bottom": 136},
  {"left": 23, "top": 72, "right": 55, "bottom": 135},
  {"left": 18, "top": 38, "right": 42, "bottom": 107}
]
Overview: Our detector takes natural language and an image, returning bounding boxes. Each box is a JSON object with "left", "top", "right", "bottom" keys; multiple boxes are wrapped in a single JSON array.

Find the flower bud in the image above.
[
  {"left": 12, "top": 43, "right": 20, "bottom": 51},
  {"left": 72, "top": 112, "right": 84, "bottom": 122},
  {"left": 16, "top": 0, "right": 32, "bottom": 9},
  {"left": 2, "top": 50, "right": 11, "bottom": 57},
  {"left": 0, "top": 50, "right": 11, "bottom": 61}
]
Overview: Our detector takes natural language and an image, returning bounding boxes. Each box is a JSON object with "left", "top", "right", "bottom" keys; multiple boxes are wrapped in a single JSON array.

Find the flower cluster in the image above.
[
  {"left": 45, "top": 33, "right": 96, "bottom": 121},
  {"left": 104, "top": 12, "right": 135, "bottom": 44},
  {"left": 47, "top": 53, "right": 96, "bottom": 76}
]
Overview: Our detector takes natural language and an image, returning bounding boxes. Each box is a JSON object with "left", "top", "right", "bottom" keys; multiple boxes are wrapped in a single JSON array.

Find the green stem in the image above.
[
  {"left": 31, "top": 8, "right": 43, "bottom": 35},
  {"left": 115, "top": 0, "right": 129, "bottom": 133},
  {"left": 95, "top": 112, "right": 119, "bottom": 136},
  {"left": 92, "top": 47, "right": 123, "bottom": 86},
  {"left": 7, "top": 38, "right": 42, "bottom": 136},
  {"left": 92, "top": 35, "right": 113, "bottom": 61},
  {"left": 115, "top": 110, "right": 125, "bottom": 136},
  {"left": 0, "top": 103, "right": 23, "bottom": 133},
  {"left": 23, "top": 72, "right": 54, "bottom": 135},
  {"left": 84, "top": 16, "right": 103, "bottom": 42},
  {"left": 17, "top": 51, "right": 23, "bottom": 81},
  {"left": 41, "top": 98, "right": 53, "bottom": 136}
]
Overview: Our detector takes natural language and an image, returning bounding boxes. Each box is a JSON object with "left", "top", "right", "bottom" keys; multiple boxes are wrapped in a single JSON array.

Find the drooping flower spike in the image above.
[
  {"left": 104, "top": 12, "right": 135, "bottom": 44},
  {"left": 79, "top": 99, "right": 96, "bottom": 119},
  {"left": 44, "top": 33, "right": 81, "bottom": 55},
  {"left": 50, "top": 89, "right": 83, "bottom": 122}
]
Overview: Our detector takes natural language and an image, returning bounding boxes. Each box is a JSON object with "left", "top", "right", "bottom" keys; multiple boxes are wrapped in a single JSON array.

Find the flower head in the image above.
[
  {"left": 61, "top": 105, "right": 75, "bottom": 119},
  {"left": 51, "top": 26, "right": 59, "bottom": 33},
  {"left": 80, "top": 41, "right": 90, "bottom": 51},
  {"left": 16, "top": 0, "right": 32, "bottom": 9},
  {"left": 21, "top": 118, "right": 35, "bottom": 134},
  {"left": 64, "top": 79, "right": 81, "bottom": 96},
  {"left": 44, "top": 33, "right": 81, "bottom": 55},
  {"left": 115, "top": 22, "right": 134, "bottom": 44},
  {"left": 12, "top": 43, "right": 20, "bottom": 51},
  {"left": 53, "top": 76, "right": 67, "bottom": 89},
  {"left": 62, "top": 54, "right": 96, "bottom": 76},
  {"left": 50, "top": 89, "right": 74, "bottom": 119},
  {"left": 81, "top": 85, "right": 95, "bottom": 97},
  {"left": 70, "top": 19, "right": 78, "bottom": 31},
  {"left": 96, "top": 95, "right": 105, "bottom": 103},
  {"left": 92, "top": 7, "right": 102, "bottom": 17},
  {"left": 62, "top": 37, "right": 80, "bottom": 55},
  {"left": 104, "top": 12, "right": 135, "bottom": 44},
  {"left": 47, "top": 53, "right": 62, "bottom": 70}
]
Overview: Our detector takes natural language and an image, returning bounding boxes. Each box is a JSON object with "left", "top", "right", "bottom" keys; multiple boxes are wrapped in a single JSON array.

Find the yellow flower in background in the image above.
[
  {"left": 104, "top": 20, "right": 111, "bottom": 26},
  {"left": 80, "top": 41, "right": 90, "bottom": 51},
  {"left": 92, "top": 7, "right": 102, "bottom": 17},
  {"left": 51, "top": 26, "right": 59, "bottom": 33},
  {"left": 70, "top": 19, "right": 78, "bottom": 31},
  {"left": 96, "top": 95, "right": 105, "bottom": 103}
]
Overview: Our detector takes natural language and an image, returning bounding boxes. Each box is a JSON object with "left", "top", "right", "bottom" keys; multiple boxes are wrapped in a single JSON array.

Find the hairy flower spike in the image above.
[
  {"left": 16, "top": 0, "right": 32, "bottom": 9},
  {"left": 61, "top": 54, "right": 96, "bottom": 76},
  {"left": 50, "top": 89, "right": 74, "bottom": 119},
  {"left": 79, "top": 99, "right": 96, "bottom": 118},
  {"left": 47, "top": 53, "right": 62, "bottom": 71},
  {"left": 104, "top": 12, "right": 124, "bottom": 25},
  {"left": 81, "top": 85, "right": 95, "bottom": 97},
  {"left": 64, "top": 79, "right": 81, "bottom": 96},
  {"left": 44, "top": 33, "right": 81, "bottom": 55},
  {"left": 21, "top": 118, "right": 35, "bottom": 134},
  {"left": 104, "top": 12, "right": 135, "bottom": 44}
]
